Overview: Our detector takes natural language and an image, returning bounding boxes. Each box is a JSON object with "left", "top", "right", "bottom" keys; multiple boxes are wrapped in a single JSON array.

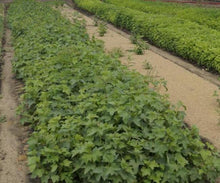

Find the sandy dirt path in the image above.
[
  {"left": 0, "top": 14, "right": 29, "bottom": 183},
  {"left": 59, "top": 4, "right": 220, "bottom": 150}
]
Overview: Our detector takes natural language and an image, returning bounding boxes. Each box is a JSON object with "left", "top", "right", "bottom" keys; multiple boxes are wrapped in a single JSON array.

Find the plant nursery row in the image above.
[{"left": 74, "top": 0, "right": 220, "bottom": 74}]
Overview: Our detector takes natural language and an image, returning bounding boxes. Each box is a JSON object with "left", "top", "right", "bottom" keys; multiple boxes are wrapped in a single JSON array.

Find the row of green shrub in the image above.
[
  {"left": 105, "top": 0, "right": 220, "bottom": 31},
  {"left": 9, "top": 0, "right": 220, "bottom": 182},
  {"left": 74, "top": 0, "right": 220, "bottom": 74}
]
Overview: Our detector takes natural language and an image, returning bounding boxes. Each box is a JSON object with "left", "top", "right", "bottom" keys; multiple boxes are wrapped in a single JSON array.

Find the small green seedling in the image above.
[
  {"left": 213, "top": 89, "right": 220, "bottom": 125},
  {"left": 130, "top": 34, "right": 143, "bottom": 44},
  {"left": 213, "top": 90, "right": 220, "bottom": 107},
  {"left": 143, "top": 60, "right": 153, "bottom": 70},
  {"left": 0, "top": 115, "right": 6, "bottom": 123},
  {"left": 130, "top": 33, "right": 149, "bottom": 55},
  {"left": 98, "top": 22, "right": 107, "bottom": 37},
  {"left": 109, "top": 48, "right": 124, "bottom": 58},
  {"left": 134, "top": 44, "right": 144, "bottom": 55},
  {"left": 93, "top": 17, "right": 99, "bottom": 26}
]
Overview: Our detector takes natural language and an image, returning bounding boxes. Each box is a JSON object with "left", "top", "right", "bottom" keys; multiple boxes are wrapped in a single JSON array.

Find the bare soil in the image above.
[
  {"left": 0, "top": 0, "right": 13, "bottom": 4},
  {"left": 59, "top": 4, "right": 220, "bottom": 150},
  {"left": 0, "top": 19, "right": 29, "bottom": 183}
]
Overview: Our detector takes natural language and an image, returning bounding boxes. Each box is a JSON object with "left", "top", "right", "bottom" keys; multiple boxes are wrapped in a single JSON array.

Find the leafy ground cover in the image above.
[
  {"left": 74, "top": 0, "right": 220, "bottom": 74},
  {"left": 8, "top": 0, "right": 220, "bottom": 182}
]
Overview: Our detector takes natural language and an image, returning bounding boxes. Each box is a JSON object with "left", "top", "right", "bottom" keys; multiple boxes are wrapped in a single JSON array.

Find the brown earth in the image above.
[
  {"left": 58, "top": 4, "right": 220, "bottom": 151},
  {"left": 0, "top": 0, "right": 13, "bottom": 4},
  {"left": 0, "top": 12, "right": 29, "bottom": 183}
]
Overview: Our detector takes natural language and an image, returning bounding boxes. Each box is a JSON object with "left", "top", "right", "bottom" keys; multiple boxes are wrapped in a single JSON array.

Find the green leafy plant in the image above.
[
  {"left": 134, "top": 44, "right": 143, "bottom": 55},
  {"left": 213, "top": 89, "right": 220, "bottom": 125},
  {"left": 93, "top": 16, "right": 99, "bottom": 26},
  {"left": 98, "top": 21, "right": 107, "bottom": 36},
  {"left": 143, "top": 60, "right": 152, "bottom": 70},
  {"left": 8, "top": 0, "right": 220, "bottom": 183},
  {"left": 134, "top": 41, "right": 148, "bottom": 55},
  {"left": 213, "top": 90, "right": 220, "bottom": 106},
  {"left": 0, "top": 115, "right": 6, "bottom": 123},
  {"left": 109, "top": 47, "right": 123, "bottom": 58},
  {"left": 130, "top": 34, "right": 148, "bottom": 55},
  {"left": 130, "top": 34, "right": 142, "bottom": 44}
]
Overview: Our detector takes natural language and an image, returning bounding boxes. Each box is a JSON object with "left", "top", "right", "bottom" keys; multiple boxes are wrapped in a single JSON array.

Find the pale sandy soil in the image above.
[{"left": 59, "top": 4, "right": 220, "bottom": 150}]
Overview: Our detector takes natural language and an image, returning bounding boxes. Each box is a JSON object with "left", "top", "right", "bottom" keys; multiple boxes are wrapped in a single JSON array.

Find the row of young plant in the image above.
[
  {"left": 9, "top": 0, "right": 220, "bottom": 183},
  {"left": 105, "top": 0, "right": 220, "bottom": 31},
  {"left": 74, "top": 0, "right": 220, "bottom": 74}
]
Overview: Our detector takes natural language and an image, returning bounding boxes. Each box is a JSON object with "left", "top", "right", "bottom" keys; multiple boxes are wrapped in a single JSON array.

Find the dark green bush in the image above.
[
  {"left": 74, "top": 0, "right": 220, "bottom": 74},
  {"left": 105, "top": 0, "right": 220, "bottom": 31},
  {"left": 8, "top": 0, "right": 220, "bottom": 183}
]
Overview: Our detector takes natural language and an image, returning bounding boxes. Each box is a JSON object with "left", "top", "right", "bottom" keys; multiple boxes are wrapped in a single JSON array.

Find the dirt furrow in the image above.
[
  {"left": 58, "top": 4, "right": 220, "bottom": 149},
  {"left": 0, "top": 11, "right": 28, "bottom": 183}
]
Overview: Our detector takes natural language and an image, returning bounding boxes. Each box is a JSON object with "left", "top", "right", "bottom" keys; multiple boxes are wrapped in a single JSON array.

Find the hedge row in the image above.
[
  {"left": 105, "top": 0, "right": 220, "bottom": 31},
  {"left": 9, "top": 0, "right": 220, "bottom": 183},
  {"left": 74, "top": 0, "right": 220, "bottom": 73}
]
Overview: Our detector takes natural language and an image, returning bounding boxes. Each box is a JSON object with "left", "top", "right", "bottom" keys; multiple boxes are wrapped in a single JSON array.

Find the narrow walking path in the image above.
[
  {"left": 58, "top": 4, "right": 220, "bottom": 149},
  {"left": 0, "top": 0, "right": 13, "bottom": 4},
  {"left": 0, "top": 13, "right": 29, "bottom": 183}
]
